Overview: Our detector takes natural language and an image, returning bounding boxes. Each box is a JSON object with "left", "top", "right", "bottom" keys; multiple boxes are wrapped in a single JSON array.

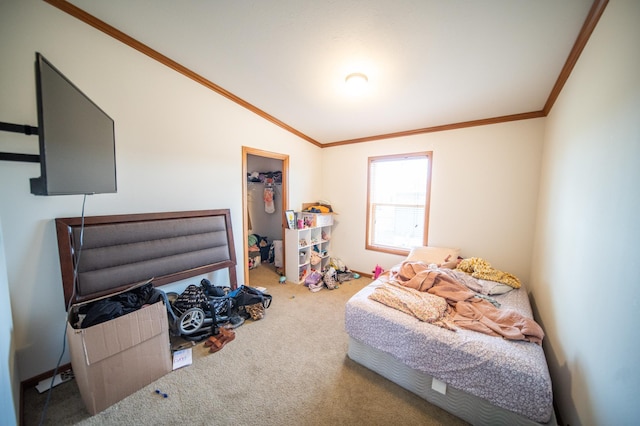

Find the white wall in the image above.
[
  {"left": 531, "top": 1, "right": 640, "bottom": 424},
  {"left": 322, "top": 118, "right": 545, "bottom": 281},
  {"left": 0, "top": 0, "right": 320, "bottom": 382},
  {"left": 0, "top": 220, "right": 18, "bottom": 426}
]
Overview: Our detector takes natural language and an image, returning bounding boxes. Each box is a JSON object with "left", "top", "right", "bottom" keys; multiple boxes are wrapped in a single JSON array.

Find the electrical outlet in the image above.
[{"left": 35, "top": 369, "right": 74, "bottom": 393}]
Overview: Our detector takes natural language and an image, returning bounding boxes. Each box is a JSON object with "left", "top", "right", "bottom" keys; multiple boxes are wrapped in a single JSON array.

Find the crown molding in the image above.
[{"left": 44, "top": 0, "right": 607, "bottom": 148}]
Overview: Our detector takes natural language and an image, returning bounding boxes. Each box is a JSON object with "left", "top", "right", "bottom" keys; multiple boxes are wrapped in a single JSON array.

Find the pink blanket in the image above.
[{"left": 387, "top": 261, "right": 544, "bottom": 344}]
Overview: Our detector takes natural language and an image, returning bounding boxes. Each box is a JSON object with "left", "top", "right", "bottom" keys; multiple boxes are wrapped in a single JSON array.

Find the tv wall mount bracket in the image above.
[{"left": 0, "top": 121, "right": 41, "bottom": 163}]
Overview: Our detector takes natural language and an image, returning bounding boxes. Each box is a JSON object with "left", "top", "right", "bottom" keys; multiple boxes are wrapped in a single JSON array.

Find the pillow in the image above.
[
  {"left": 406, "top": 246, "right": 460, "bottom": 267},
  {"left": 484, "top": 281, "right": 515, "bottom": 295}
]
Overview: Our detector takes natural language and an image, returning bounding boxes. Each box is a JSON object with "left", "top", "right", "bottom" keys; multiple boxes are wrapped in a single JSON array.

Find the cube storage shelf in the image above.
[{"left": 285, "top": 215, "right": 332, "bottom": 284}]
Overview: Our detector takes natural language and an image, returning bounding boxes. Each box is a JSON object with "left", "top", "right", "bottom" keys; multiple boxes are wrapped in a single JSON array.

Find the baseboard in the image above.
[
  {"left": 20, "top": 363, "right": 71, "bottom": 426},
  {"left": 351, "top": 270, "right": 372, "bottom": 279}
]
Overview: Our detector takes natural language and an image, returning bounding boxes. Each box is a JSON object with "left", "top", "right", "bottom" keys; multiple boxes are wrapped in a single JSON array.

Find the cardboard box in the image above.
[
  {"left": 300, "top": 212, "right": 333, "bottom": 227},
  {"left": 67, "top": 300, "right": 172, "bottom": 415},
  {"left": 301, "top": 203, "right": 337, "bottom": 227}
]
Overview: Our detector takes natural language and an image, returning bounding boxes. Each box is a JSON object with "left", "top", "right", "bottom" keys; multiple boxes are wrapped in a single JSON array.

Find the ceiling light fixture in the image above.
[
  {"left": 345, "top": 72, "right": 368, "bottom": 86},
  {"left": 344, "top": 72, "right": 369, "bottom": 96}
]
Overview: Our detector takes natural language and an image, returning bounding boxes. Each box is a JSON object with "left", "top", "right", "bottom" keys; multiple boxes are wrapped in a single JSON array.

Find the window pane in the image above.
[
  {"left": 368, "top": 153, "right": 431, "bottom": 253},
  {"left": 371, "top": 158, "right": 428, "bottom": 205},
  {"left": 372, "top": 204, "right": 425, "bottom": 249}
]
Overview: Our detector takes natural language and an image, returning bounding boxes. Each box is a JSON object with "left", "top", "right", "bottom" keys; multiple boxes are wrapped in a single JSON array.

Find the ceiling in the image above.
[{"left": 61, "top": 0, "right": 600, "bottom": 146}]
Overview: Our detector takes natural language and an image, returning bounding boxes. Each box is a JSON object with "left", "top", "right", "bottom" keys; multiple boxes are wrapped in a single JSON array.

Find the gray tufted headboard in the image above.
[{"left": 55, "top": 209, "right": 237, "bottom": 308}]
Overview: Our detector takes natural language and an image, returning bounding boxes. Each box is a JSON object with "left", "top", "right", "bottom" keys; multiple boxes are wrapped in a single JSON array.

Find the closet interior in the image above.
[{"left": 246, "top": 154, "right": 284, "bottom": 278}]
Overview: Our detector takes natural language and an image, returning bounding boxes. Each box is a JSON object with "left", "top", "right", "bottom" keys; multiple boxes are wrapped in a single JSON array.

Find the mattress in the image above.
[
  {"left": 345, "top": 279, "right": 554, "bottom": 423},
  {"left": 347, "top": 337, "right": 557, "bottom": 426}
]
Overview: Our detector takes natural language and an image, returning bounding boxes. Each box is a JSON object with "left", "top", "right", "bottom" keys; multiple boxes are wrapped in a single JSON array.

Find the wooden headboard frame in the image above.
[{"left": 55, "top": 209, "right": 238, "bottom": 308}]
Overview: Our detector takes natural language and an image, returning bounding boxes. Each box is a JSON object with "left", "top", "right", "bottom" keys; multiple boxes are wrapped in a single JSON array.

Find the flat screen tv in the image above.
[{"left": 30, "top": 53, "right": 117, "bottom": 195}]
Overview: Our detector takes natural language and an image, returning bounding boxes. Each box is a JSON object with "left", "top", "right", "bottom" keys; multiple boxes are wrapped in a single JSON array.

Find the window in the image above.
[{"left": 366, "top": 152, "right": 432, "bottom": 255}]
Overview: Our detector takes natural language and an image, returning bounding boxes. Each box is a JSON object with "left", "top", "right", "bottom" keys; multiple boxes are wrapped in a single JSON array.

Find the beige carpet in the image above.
[{"left": 23, "top": 264, "right": 467, "bottom": 425}]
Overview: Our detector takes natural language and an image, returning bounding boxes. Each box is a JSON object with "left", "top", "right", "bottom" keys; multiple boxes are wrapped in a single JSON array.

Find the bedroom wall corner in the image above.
[
  {"left": 530, "top": 1, "right": 640, "bottom": 424},
  {"left": 0, "top": 218, "right": 19, "bottom": 426}
]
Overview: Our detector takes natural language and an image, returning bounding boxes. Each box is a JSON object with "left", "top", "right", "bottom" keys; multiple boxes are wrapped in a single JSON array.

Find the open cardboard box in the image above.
[
  {"left": 301, "top": 202, "right": 337, "bottom": 227},
  {"left": 67, "top": 293, "right": 172, "bottom": 415},
  {"left": 302, "top": 202, "right": 337, "bottom": 214}
]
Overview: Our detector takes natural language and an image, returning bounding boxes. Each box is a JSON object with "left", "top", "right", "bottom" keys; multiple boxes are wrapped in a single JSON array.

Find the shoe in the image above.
[
  {"left": 209, "top": 330, "right": 235, "bottom": 353},
  {"left": 204, "top": 335, "right": 223, "bottom": 348},
  {"left": 225, "top": 315, "right": 245, "bottom": 329},
  {"left": 203, "top": 327, "right": 234, "bottom": 346}
]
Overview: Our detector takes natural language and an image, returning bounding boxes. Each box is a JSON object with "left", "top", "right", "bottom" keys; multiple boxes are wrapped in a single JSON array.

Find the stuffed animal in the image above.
[{"left": 373, "top": 264, "right": 384, "bottom": 279}]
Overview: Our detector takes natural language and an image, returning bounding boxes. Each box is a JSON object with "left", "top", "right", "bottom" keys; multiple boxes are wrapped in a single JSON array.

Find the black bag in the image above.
[
  {"left": 173, "top": 284, "right": 209, "bottom": 312},
  {"left": 210, "top": 295, "right": 232, "bottom": 317},
  {"left": 229, "top": 285, "right": 272, "bottom": 309},
  {"left": 200, "top": 278, "right": 228, "bottom": 297},
  {"left": 199, "top": 279, "right": 233, "bottom": 318}
]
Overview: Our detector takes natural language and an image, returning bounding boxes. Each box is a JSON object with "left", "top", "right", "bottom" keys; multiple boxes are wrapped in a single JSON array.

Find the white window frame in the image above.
[{"left": 366, "top": 152, "right": 432, "bottom": 255}]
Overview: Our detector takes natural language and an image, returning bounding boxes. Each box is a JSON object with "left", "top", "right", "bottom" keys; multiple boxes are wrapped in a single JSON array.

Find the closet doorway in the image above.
[{"left": 242, "top": 147, "right": 289, "bottom": 285}]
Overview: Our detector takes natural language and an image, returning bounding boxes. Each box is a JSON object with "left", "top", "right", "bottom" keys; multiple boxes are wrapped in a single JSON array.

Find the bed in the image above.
[{"left": 345, "top": 247, "right": 557, "bottom": 425}]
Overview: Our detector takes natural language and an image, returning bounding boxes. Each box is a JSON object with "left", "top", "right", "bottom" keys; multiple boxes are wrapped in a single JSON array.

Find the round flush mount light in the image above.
[
  {"left": 345, "top": 72, "right": 368, "bottom": 86},
  {"left": 344, "top": 72, "right": 369, "bottom": 95}
]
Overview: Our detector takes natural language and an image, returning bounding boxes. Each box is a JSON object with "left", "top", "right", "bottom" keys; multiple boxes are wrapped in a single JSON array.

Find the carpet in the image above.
[{"left": 23, "top": 264, "right": 467, "bottom": 425}]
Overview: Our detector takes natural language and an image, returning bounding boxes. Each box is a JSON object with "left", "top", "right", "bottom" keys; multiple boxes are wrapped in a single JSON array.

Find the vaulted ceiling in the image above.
[{"left": 53, "top": 0, "right": 606, "bottom": 146}]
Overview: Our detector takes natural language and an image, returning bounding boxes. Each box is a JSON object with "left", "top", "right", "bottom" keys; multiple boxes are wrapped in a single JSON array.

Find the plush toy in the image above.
[
  {"left": 310, "top": 251, "right": 321, "bottom": 266},
  {"left": 372, "top": 264, "right": 384, "bottom": 279}
]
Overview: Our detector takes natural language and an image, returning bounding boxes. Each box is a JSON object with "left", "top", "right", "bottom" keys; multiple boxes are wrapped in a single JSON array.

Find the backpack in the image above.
[
  {"left": 228, "top": 285, "right": 272, "bottom": 309},
  {"left": 228, "top": 285, "right": 273, "bottom": 321}
]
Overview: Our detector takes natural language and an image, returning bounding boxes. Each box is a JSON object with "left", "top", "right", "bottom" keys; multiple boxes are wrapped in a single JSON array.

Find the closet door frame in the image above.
[{"left": 242, "top": 146, "right": 289, "bottom": 285}]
